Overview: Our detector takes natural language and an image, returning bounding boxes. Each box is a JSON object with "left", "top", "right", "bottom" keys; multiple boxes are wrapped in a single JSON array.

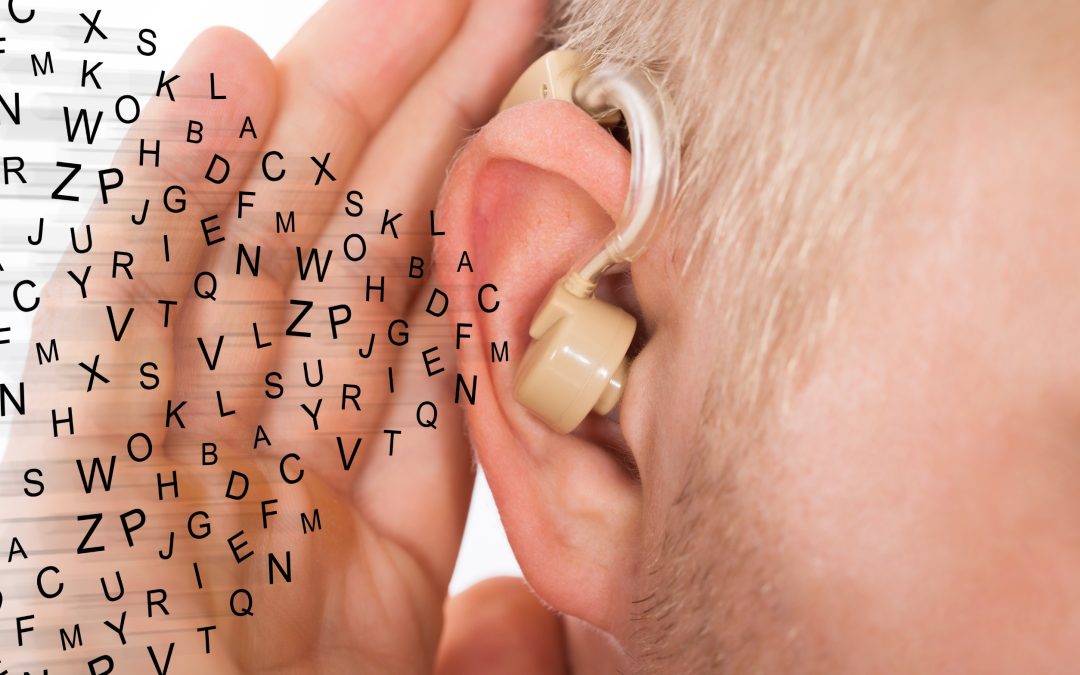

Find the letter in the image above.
[
  {"left": 127, "top": 432, "right": 153, "bottom": 462},
  {"left": 104, "top": 610, "right": 126, "bottom": 643},
  {"left": 31, "top": 51, "right": 53, "bottom": 76},
  {"left": 26, "top": 217, "right": 43, "bottom": 246},
  {"left": 285, "top": 299, "right": 313, "bottom": 337},
  {"left": 300, "top": 399, "right": 322, "bottom": 430},
  {"left": 201, "top": 214, "right": 223, "bottom": 245},
  {"left": 0, "top": 381, "right": 23, "bottom": 415},
  {"left": 341, "top": 384, "right": 360, "bottom": 411},
  {"left": 426, "top": 287, "right": 449, "bottom": 317},
  {"left": 384, "top": 429, "right": 402, "bottom": 456},
  {"left": 105, "top": 305, "right": 134, "bottom": 341},
  {"left": 296, "top": 246, "right": 332, "bottom": 282},
  {"left": 228, "top": 531, "right": 252, "bottom": 564},
  {"left": 276, "top": 210, "right": 296, "bottom": 233},
  {"left": 337, "top": 436, "right": 361, "bottom": 471},
  {"left": 456, "top": 322, "right": 472, "bottom": 349},
  {"left": 164, "top": 185, "right": 186, "bottom": 212},
  {"left": 68, "top": 265, "right": 90, "bottom": 298},
  {"left": 80, "top": 9, "right": 107, "bottom": 43},
  {"left": 114, "top": 95, "right": 140, "bottom": 124},
  {"left": 4, "top": 155, "right": 26, "bottom": 184},
  {"left": 112, "top": 250, "right": 133, "bottom": 279},
  {"left": 302, "top": 359, "right": 323, "bottom": 387},
  {"left": 237, "top": 190, "right": 255, "bottom": 219},
  {"left": 165, "top": 399, "right": 187, "bottom": 428},
  {"left": 8, "top": 536, "right": 26, "bottom": 561},
  {"left": 328, "top": 304, "right": 351, "bottom": 339},
  {"left": 268, "top": 551, "right": 292, "bottom": 585},
  {"left": 197, "top": 335, "right": 224, "bottom": 371},
  {"left": 264, "top": 371, "right": 283, "bottom": 399},
  {"left": 422, "top": 346, "right": 445, "bottom": 377},
  {"left": 63, "top": 106, "right": 102, "bottom": 143},
  {"left": 416, "top": 401, "right": 438, "bottom": 429},
  {"left": 89, "top": 655, "right": 114, "bottom": 675},
  {"left": 139, "top": 138, "right": 160, "bottom": 167},
  {"left": 457, "top": 249, "right": 474, "bottom": 272},
  {"left": 261, "top": 150, "right": 284, "bottom": 181},
  {"left": 236, "top": 243, "right": 259, "bottom": 275},
  {"left": 455, "top": 373, "right": 478, "bottom": 405},
  {"left": 479, "top": 283, "right": 500, "bottom": 312},
  {"left": 210, "top": 72, "right": 225, "bottom": 99},
  {"left": 0, "top": 91, "right": 18, "bottom": 124},
  {"left": 140, "top": 361, "right": 160, "bottom": 389},
  {"left": 225, "top": 471, "right": 249, "bottom": 500},
  {"left": 430, "top": 209, "right": 445, "bottom": 236},
  {"left": 301, "top": 510, "right": 322, "bottom": 533},
  {"left": 345, "top": 189, "right": 363, "bottom": 216},
  {"left": 202, "top": 443, "right": 218, "bottom": 466},
  {"left": 78, "top": 354, "right": 110, "bottom": 391},
  {"left": 216, "top": 390, "right": 235, "bottom": 417},
  {"left": 204, "top": 154, "right": 230, "bottom": 184},
  {"left": 138, "top": 28, "right": 157, "bottom": 56},
  {"left": 158, "top": 531, "right": 173, "bottom": 559},
  {"left": 101, "top": 571, "right": 125, "bottom": 602},
  {"left": 82, "top": 60, "right": 102, "bottom": 89},
  {"left": 23, "top": 467, "right": 43, "bottom": 497},
  {"left": 148, "top": 643, "right": 175, "bottom": 675},
  {"left": 37, "top": 565, "right": 63, "bottom": 599},
  {"left": 120, "top": 508, "right": 146, "bottom": 546},
  {"left": 343, "top": 232, "right": 366, "bottom": 261},
  {"left": 0, "top": 325, "right": 7, "bottom": 344},
  {"left": 187, "top": 119, "right": 203, "bottom": 143},
  {"left": 51, "top": 406, "right": 74, "bottom": 437},
  {"left": 194, "top": 271, "right": 217, "bottom": 301},
  {"left": 8, "top": 0, "right": 35, "bottom": 23},
  {"left": 132, "top": 198, "right": 149, "bottom": 224},
  {"left": 13, "top": 278, "right": 38, "bottom": 311},
  {"left": 409, "top": 256, "right": 425, "bottom": 279},
  {"left": 239, "top": 115, "right": 256, "bottom": 139},
  {"left": 253, "top": 321, "right": 271, "bottom": 348},
  {"left": 388, "top": 319, "right": 408, "bottom": 346},
  {"left": 52, "top": 161, "right": 80, "bottom": 201},
  {"left": 230, "top": 589, "right": 253, "bottom": 616},
  {"left": 253, "top": 425, "right": 270, "bottom": 448},
  {"left": 491, "top": 340, "right": 510, "bottom": 363},
  {"left": 98, "top": 167, "right": 123, "bottom": 204},
  {"left": 311, "top": 152, "right": 335, "bottom": 185},
  {"left": 381, "top": 209, "right": 401, "bottom": 238},
  {"left": 163, "top": 233, "right": 171, "bottom": 261},
  {"left": 77, "top": 513, "right": 105, "bottom": 554},
  {"left": 76, "top": 455, "right": 116, "bottom": 493},
  {"left": 156, "top": 470, "right": 178, "bottom": 500},
  {"left": 357, "top": 332, "right": 375, "bottom": 359},
  {"left": 197, "top": 625, "right": 216, "bottom": 654},
  {"left": 260, "top": 499, "right": 277, "bottom": 528},
  {"left": 16, "top": 615, "right": 33, "bottom": 646},
  {"left": 147, "top": 589, "right": 169, "bottom": 617},
  {"left": 60, "top": 623, "right": 82, "bottom": 650},
  {"left": 365, "top": 275, "right": 384, "bottom": 303},
  {"left": 188, "top": 511, "right": 210, "bottom": 539},
  {"left": 159, "top": 299, "right": 177, "bottom": 327},
  {"left": 280, "top": 453, "right": 303, "bottom": 484}
]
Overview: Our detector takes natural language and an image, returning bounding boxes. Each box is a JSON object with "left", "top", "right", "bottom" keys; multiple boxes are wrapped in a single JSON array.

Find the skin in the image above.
[{"left": 6, "top": 0, "right": 1080, "bottom": 673}]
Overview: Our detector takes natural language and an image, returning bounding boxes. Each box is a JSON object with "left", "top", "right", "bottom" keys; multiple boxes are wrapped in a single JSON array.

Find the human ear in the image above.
[{"left": 434, "top": 99, "right": 644, "bottom": 635}]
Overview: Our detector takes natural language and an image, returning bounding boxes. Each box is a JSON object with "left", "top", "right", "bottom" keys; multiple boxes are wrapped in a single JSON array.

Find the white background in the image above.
[{"left": 0, "top": 0, "right": 520, "bottom": 596}]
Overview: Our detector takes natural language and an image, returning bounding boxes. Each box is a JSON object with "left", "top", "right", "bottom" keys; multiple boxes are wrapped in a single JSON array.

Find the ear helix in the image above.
[{"left": 501, "top": 51, "right": 678, "bottom": 433}]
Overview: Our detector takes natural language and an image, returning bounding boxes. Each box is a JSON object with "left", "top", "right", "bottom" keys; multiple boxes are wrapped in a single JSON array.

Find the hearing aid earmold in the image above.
[{"left": 500, "top": 50, "right": 678, "bottom": 433}]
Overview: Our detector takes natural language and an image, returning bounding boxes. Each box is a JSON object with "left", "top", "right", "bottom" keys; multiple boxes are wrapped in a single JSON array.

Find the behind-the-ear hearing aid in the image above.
[{"left": 500, "top": 50, "right": 678, "bottom": 434}]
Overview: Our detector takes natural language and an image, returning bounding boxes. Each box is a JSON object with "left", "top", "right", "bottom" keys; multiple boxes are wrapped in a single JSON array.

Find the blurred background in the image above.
[{"left": 0, "top": 0, "right": 521, "bottom": 595}]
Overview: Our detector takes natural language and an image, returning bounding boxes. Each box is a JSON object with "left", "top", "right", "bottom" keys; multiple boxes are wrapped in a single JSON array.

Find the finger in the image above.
[
  {"left": 7, "top": 28, "right": 278, "bottom": 466},
  {"left": 436, "top": 577, "right": 568, "bottom": 675},
  {"left": 171, "top": 0, "right": 473, "bottom": 450}
]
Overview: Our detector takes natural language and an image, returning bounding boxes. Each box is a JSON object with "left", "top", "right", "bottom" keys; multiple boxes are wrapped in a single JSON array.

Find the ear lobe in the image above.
[{"left": 435, "top": 101, "right": 642, "bottom": 635}]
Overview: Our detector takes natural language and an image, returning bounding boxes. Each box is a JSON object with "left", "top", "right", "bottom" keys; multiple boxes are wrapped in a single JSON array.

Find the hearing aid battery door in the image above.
[{"left": 514, "top": 284, "right": 636, "bottom": 433}]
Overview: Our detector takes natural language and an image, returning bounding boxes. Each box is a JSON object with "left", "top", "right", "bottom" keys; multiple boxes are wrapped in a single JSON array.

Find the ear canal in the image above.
[{"left": 513, "top": 283, "right": 636, "bottom": 433}]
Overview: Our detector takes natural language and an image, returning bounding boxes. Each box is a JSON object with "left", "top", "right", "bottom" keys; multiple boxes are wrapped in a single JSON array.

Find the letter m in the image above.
[
  {"left": 36, "top": 338, "right": 59, "bottom": 364},
  {"left": 276, "top": 211, "right": 296, "bottom": 234},
  {"left": 491, "top": 340, "right": 509, "bottom": 363},
  {"left": 301, "top": 509, "right": 322, "bottom": 533},
  {"left": 31, "top": 52, "right": 54, "bottom": 76}
]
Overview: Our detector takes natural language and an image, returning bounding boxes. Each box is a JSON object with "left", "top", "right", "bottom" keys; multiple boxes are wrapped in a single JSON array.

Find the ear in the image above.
[{"left": 435, "top": 100, "right": 642, "bottom": 635}]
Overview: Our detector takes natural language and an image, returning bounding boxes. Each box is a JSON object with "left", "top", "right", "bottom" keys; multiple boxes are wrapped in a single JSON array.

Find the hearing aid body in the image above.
[{"left": 501, "top": 50, "right": 678, "bottom": 433}]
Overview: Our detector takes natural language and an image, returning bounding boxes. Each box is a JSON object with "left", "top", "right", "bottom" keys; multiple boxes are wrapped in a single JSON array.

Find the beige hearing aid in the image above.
[{"left": 501, "top": 50, "right": 678, "bottom": 433}]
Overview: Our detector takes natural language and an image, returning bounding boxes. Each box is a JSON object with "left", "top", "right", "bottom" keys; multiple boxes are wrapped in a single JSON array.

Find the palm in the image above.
[{"left": 0, "top": 1, "right": 543, "bottom": 672}]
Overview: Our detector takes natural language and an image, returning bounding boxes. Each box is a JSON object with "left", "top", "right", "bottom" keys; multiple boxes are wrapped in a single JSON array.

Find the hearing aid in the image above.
[{"left": 500, "top": 50, "right": 678, "bottom": 434}]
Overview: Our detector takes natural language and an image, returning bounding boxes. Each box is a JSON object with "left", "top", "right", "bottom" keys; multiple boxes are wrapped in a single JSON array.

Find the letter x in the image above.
[
  {"left": 310, "top": 153, "right": 336, "bottom": 186},
  {"left": 80, "top": 10, "right": 107, "bottom": 43},
  {"left": 79, "top": 354, "right": 111, "bottom": 392}
]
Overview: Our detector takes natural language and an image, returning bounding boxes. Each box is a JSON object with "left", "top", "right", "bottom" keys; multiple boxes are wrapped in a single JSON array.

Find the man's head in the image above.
[{"left": 437, "top": 0, "right": 1080, "bottom": 671}]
